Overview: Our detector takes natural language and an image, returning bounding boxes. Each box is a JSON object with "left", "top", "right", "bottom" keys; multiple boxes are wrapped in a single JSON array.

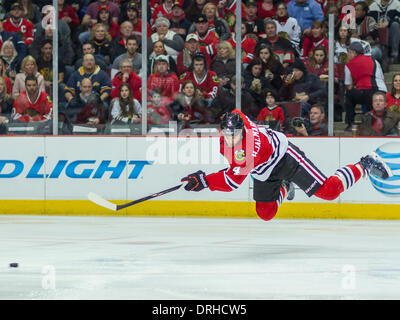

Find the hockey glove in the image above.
[{"left": 181, "top": 170, "right": 209, "bottom": 192}]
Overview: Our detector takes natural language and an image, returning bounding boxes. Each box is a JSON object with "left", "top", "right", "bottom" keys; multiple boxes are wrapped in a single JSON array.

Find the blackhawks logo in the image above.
[{"left": 234, "top": 149, "right": 246, "bottom": 163}]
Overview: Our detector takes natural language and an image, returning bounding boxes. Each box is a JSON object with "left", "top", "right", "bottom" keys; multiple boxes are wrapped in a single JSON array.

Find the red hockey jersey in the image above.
[
  {"left": 227, "top": 36, "right": 256, "bottom": 64},
  {"left": 2, "top": 18, "right": 34, "bottom": 45},
  {"left": 205, "top": 110, "right": 289, "bottom": 191},
  {"left": 194, "top": 30, "right": 220, "bottom": 56},
  {"left": 257, "top": 105, "right": 286, "bottom": 128},
  {"left": 180, "top": 70, "right": 219, "bottom": 99},
  {"left": 12, "top": 91, "right": 53, "bottom": 122}
]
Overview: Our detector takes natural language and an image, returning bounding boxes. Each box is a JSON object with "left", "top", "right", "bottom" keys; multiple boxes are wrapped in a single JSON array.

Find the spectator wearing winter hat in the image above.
[
  {"left": 148, "top": 16, "right": 185, "bottom": 62},
  {"left": 279, "top": 58, "right": 327, "bottom": 117},
  {"left": 344, "top": 41, "right": 387, "bottom": 131}
]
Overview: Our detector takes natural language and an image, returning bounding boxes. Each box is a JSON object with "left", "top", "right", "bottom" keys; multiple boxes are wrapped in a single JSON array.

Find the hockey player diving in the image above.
[{"left": 181, "top": 109, "right": 393, "bottom": 221}]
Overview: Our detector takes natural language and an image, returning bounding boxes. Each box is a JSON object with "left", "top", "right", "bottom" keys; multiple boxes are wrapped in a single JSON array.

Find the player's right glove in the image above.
[{"left": 181, "top": 170, "right": 209, "bottom": 192}]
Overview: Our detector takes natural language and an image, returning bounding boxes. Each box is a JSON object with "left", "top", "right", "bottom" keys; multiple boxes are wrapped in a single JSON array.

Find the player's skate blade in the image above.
[
  {"left": 283, "top": 180, "right": 295, "bottom": 201},
  {"left": 360, "top": 152, "right": 393, "bottom": 180}
]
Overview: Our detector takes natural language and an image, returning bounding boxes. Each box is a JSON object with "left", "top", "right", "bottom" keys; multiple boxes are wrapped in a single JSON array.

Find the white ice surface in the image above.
[{"left": 1, "top": 215, "right": 400, "bottom": 300}]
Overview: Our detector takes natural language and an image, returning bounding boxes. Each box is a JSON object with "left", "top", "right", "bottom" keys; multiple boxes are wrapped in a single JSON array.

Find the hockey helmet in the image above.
[{"left": 220, "top": 112, "right": 244, "bottom": 136}]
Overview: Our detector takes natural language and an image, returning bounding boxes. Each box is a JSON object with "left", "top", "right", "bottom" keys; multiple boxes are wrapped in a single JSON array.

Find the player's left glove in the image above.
[{"left": 181, "top": 170, "right": 209, "bottom": 192}]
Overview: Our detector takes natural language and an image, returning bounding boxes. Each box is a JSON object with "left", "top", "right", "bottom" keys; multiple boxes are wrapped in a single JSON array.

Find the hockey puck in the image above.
[{"left": 9, "top": 263, "right": 18, "bottom": 268}]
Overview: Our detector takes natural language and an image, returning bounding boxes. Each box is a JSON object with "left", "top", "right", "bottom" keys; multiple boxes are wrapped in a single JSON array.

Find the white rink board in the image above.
[
  {"left": 0, "top": 136, "right": 399, "bottom": 204},
  {"left": 0, "top": 137, "right": 45, "bottom": 200}
]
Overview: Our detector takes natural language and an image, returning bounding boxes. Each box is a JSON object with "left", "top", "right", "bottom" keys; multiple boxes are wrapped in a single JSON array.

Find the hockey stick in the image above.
[{"left": 88, "top": 184, "right": 183, "bottom": 211}]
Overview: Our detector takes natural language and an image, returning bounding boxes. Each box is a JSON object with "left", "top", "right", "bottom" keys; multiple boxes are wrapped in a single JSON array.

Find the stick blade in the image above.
[{"left": 87, "top": 192, "right": 118, "bottom": 211}]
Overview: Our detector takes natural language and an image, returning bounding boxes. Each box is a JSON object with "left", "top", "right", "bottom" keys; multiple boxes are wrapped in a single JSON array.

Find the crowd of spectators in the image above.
[{"left": 0, "top": 0, "right": 399, "bottom": 136}]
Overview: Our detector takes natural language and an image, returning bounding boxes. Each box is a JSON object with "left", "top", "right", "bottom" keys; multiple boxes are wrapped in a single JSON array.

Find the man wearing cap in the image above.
[
  {"left": 193, "top": 14, "right": 220, "bottom": 57},
  {"left": 2, "top": 2, "right": 34, "bottom": 46},
  {"left": 169, "top": 1, "right": 191, "bottom": 40},
  {"left": 344, "top": 41, "right": 387, "bottom": 131},
  {"left": 147, "top": 55, "right": 180, "bottom": 104},
  {"left": 279, "top": 58, "right": 327, "bottom": 117},
  {"left": 176, "top": 33, "right": 211, "bottom": 76}
]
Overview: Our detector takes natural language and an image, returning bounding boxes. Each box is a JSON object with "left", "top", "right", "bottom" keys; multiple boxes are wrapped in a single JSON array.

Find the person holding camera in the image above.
[{"left": 292, "top": 104, "right": 328, "bottom": 136}]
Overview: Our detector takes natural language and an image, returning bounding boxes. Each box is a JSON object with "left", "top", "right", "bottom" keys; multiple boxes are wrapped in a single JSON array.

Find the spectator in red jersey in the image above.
[
  {"left": 228, "top": 21, "right": 257, "bottom": 66},
  {"left": 95, "top": 4, "right": 120, "bottom": 39},
  {"left": 151, "top": 0, "right": 175, "bottom": 27},
  {"left": 169, "top": 1, "right": 192, "bottom": 41},
  {"left": 216, "top": 0, "right": 247, "bottom": 31},
  {"left": 0, "top": 59, "right": 12, "bottom": 94},
  {"left": 386, "top": 73, "right": 400, "bottom": 110},
  {"left": 148, "top": 17, "right": 185, "bottom": 62},
  {"left": 179, "top": 52, "right": 219, "bottom": 105},
  {"left": 301, "top": 20, "right": 329, "bottom": 60},
  {"left": 255, "top": 20, "right": 296, "bottom": 68},
  {"left": 147, "top": 88, "right": 172, "bottom": 125},
  {"left": 2, "top": 2, "right": 34, "bottom": 46},
  {"left": 0, "top": 76, "right": 14, "bottom": 127},
  {"left": 120, "top": 2, "right": 151, "bottom": 39},
  {"left": 257, "top": 90, "right": 286, "bottom": 130},
  {"left": 254, "top": 43, "right": 284, "bottom": 92},
  {"left": 243, "top": 0, "right": 266, "bottom": 38},
  {"left": 148, "top": 40, "right": 178, "bottom": 76},
  {"left": 147, "top": 55, "right": 180, "bottom": 104},
  {"left": 58, "top": 0, "right": 80, "bottom": 32},
  {"left": 192, "top": 14, "right": 220, "bottom": 57},
  {"left": 176, "top": 33, "right": 212, "bottom": 76},
  {"left": 257, "top": 0, "right": 276, "bottom": 19},
  {"left": 359, "top": 91, "right": 400, "bottom": 136},
  {"left": 110, "top": 83, "right": 142, "bottom": 125},
  {"left": 12, "top": 55, "right": 45, "bottom": 99},
  {"left": 110, "top": 59, "right": 142, "bottom": 103},
  {"left": 12, "top": 75, "right": 52, "bottom": 123},
  {"left": 344, "top": 41, "right": 387, "bottom": 131},
  {"left": 210, "top": 41, "right": 236, "bottom": 88},
  {"left": 168, "top": 79, "right": 208, "bottom": 128}
]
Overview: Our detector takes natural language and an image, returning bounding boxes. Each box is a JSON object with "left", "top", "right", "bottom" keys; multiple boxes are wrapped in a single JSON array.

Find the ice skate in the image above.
[
  {"left": 360, "top": 152, "right": 393, "bottom": 180},
  {"left": 283, "top": 180, "right": 295, "bottom": 201}
]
